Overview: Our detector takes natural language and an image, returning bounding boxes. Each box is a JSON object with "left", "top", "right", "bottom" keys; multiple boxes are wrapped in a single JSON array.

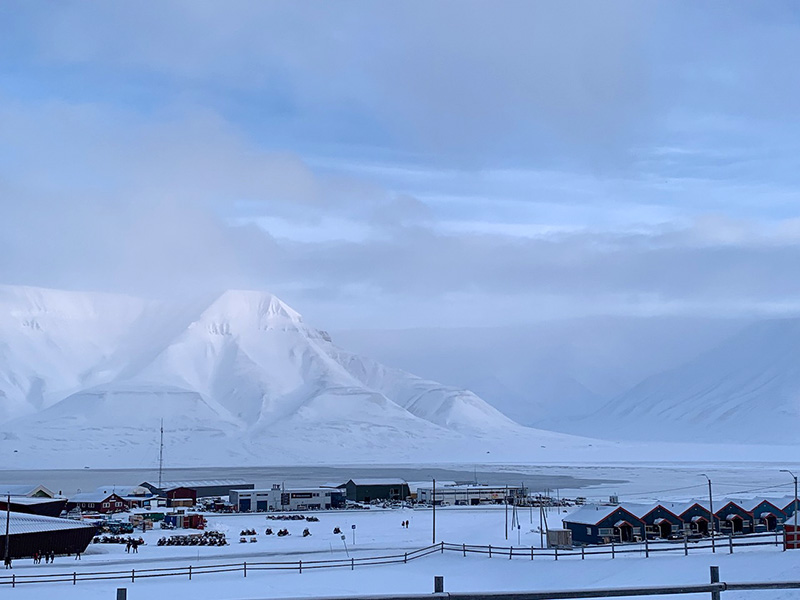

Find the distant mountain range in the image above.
[
  {"left": 559, "top": 318, "right": 800, "bottom": 444},
  {"left": 0, "top": 285, "right": 592, "bottom": 467}
]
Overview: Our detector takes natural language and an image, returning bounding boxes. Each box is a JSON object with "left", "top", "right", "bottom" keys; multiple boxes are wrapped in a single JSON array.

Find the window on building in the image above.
[
  {"left": 102, "top": 502, "right": 110, "bottom": 508},
  {"left": 598, "top": 528, "right": 613, "bottom": 536}
]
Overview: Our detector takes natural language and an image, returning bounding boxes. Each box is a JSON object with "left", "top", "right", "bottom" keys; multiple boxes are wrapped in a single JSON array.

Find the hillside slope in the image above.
[
  {"left": 563, "top": 319, "right": 800, "bottom": 443},
  {"left": 0, "top": 286, "right": 595, "bottom": 467}
]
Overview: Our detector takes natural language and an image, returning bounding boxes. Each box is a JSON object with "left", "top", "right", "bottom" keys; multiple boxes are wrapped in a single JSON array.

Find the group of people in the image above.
[
  {"left": 401, "top": 520, "right": 410, "bottom": 528},
  {"left": 125, "top": 539, "right": 140, "bottom": 553},
  {"left": 33, "top": 550, "right": 56, "bottom": 564}
]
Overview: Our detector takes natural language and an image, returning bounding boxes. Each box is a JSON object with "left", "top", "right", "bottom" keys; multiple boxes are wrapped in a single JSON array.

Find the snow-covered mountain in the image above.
[
  {"left": 0, "top": 285, "right": 593, "bottom": 467},
  {"left": 563, "top": 319, "right": 800, "bottom": 444}
]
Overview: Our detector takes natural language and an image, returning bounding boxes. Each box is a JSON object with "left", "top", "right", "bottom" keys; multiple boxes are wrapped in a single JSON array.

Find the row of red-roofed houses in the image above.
[{"left": 563, "top": 496, "right": 800, "bottom": 545}]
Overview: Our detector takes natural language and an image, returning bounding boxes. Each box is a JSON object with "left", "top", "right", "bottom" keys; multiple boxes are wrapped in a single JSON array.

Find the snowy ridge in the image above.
[
  {"left": 0, "top": 285, "right": 593, "bottom": 467},
  {"left": 567, "top": 319, "right": 800, "bottom": 444}
]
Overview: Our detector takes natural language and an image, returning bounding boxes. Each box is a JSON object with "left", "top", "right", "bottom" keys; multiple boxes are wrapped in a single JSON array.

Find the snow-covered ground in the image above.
[{"left": 2, "top": 506, "right": 799, "bottom": 599}]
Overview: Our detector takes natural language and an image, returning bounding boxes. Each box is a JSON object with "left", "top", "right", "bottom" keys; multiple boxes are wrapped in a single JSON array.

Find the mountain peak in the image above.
[{"left": 200, "top": 290, "right": 304, "bottom": 327}]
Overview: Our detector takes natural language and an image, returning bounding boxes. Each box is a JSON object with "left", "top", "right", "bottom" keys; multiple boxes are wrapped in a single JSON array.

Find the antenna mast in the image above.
[{"left": 158, "top": 419, "right": 164, "bottom": 488}]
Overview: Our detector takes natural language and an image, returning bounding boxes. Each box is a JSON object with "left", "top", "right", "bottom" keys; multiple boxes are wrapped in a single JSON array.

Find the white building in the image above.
[
  {"left": 230, "top": 485, "right": 345, "bottom": 512},
  {"left": 416, "top": 484, "right": 526, "bottom": 505}
]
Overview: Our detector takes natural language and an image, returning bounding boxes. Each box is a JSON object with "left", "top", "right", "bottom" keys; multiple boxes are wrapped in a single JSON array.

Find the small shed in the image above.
[
  {"left": 340, "top": 479, "right": 410, "bottom": 503},
  {"left": 714, "top": 500, "right": 753, "bottom": 535},
  {"left": 563, "top": 505, "right": 645, "bottom": 545},
  {"left": 640, "top": 504, "right": 683, "bottom": 539}
]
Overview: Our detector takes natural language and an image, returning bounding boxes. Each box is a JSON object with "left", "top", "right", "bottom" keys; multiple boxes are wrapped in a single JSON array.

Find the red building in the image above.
[
  {"left": 166, "top": 486, "right": 197, "bottom": 507},
  {"left": 67, "top": 492, "right": 129, "bottom": 514}
]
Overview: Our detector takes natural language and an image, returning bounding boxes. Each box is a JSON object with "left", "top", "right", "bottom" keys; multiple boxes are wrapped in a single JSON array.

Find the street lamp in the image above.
[
  {"left": 700, "top": 474, "right": 715, "bottom": 553},
  {"left": 780, "top": 469, "right": 798, "bottom": 540}
]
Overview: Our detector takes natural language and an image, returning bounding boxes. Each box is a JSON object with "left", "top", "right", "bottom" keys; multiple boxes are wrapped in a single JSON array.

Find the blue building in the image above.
[
  {"left": 563, "top": 505, "right": 644, "bottom": 545},
  {"left": 735, "top": 498, "right": 785, "bottom": 532},
  {"left": 640, "top": 504, "right": 683, "bottom": 539},
  {"left": 715, "top": 500, "right": 753, "bottom": 534},
  {"left": 676, "top": 501, "right": 714, "bottom": 534}
]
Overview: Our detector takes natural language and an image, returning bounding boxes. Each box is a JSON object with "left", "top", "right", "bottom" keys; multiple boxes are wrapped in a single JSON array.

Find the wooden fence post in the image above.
[
  {"left": 404, "top": 552, "right": 408, "bottom": 563},
  {"left": 488, "top": 544, "right": 492, "bottom": 558},
  {"left": 351, "top": 557, "right": 354, "bottom": 570},
  {"left": 131, "top": 569, "right": 134, "bottom": 583},
  {"left": 189, "top": 565, "right": 192, "bottom": 580},
  {"left": 581, "top": 546, "right": 585, "bottom": 560},
  {"left": 299, "top": 560, "right": 302, "bottom": 574},
  {"left": 531, "top": 546, "right": 534, "bottom": 560},
  {"left": 554, "top": 546, "right": 558, "bottom": 561},
  {"left": 645, "top": 534, "right": 649, "bottom": 558},
  {"left": 243, "top": 561, "right": 247, "bottom": 578},
  {"left": 463, "top": 543, "right": 466, "bottom": 557},
  {"left": 434, "top": 576, "right": 445, "bottom": 593},
  {"left": 509, "top": 546, "right": 513, "bottom": 560},
  {"left": 710, "top": 565, "right": 721, "bottom": 600},
  {"left": 729, "top": 533, "right": 733, "bottom": 554},
  {"left": 611, "top": 540, "right": 615, "bottom": 559},
  {"left": 684, "top": 535, "right": 689, "bottom": 556}
]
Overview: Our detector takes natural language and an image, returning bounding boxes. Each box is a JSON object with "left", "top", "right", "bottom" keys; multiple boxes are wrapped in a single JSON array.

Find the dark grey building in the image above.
[
  {"left": 0, "top": 511, "right": 96, "bottom": 559},
  {"left": 340, "top": 479, "right": 410, "bottom": 502}
]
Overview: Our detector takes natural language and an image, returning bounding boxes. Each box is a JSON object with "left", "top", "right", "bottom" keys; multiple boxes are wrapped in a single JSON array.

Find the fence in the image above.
[
  {"left": 113, "top": 567, "right": 800, "bottom": 600},
  {"left": 0, "top": 531, "right": 787, "bottom": 589},
  {"left": 0, "top": 544, "right": 443, "bottom": 588},
  {"left": 442, "top": 530, "right": 786, "bottom": 560}
]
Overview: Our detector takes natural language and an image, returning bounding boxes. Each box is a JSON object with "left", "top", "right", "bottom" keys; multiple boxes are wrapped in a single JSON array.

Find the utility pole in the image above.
[
  {"left": 701, "top": 474, "right": 715, "bottom": 553},
  {"left": 781, "top": 470, "right": 798, "bottom": 538},
  {"left": 158, "top": 419, "right": 164, "bottom": 489},
  {"left": 505, "top": 485, "right": 509, "bottom": 540},
  {"left": 4, "top": 493, "right": 10, "bottom": 566},
  {"left": 432, "top": 478, "right": 436, "bottom": 544}
]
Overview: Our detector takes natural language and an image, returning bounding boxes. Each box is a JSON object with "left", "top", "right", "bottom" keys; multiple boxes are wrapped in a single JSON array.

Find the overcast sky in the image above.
[{"left": 2, "top": 1, "right": 800, "bottom": 328}]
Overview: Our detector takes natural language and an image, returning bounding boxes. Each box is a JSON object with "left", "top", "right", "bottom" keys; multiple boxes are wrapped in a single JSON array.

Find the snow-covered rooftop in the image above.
[
  {"left": 344, "top": 479, "right": 408, "bottom": 486},
  {"left": 565, "top": 504, "right": 648, "bottom": 525},
  {"left": 144, "top": 480, "right": 252, "bottom": 490},
  {"left": 1, "top": 511, "right": 95, "bottom": 536}
]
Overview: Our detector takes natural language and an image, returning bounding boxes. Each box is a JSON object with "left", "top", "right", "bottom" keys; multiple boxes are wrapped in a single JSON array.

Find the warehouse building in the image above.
[
  {"left": 140, "top": 479, "right": 254, "bottom": 498},
  {"left": 339, "top": 479, "right": 410, "bottom": 503},
  {"left": 416, "top": 484, "right": 526, "bottom": 505},
  {"left": 231, "top": 486, "right": 345, "bottom": 512},
  {"left": 0, "top": 496, "right": 67, "bottom": 518},
  {"left": 0, "top": 511, "right": 96, "bottom": 559}
]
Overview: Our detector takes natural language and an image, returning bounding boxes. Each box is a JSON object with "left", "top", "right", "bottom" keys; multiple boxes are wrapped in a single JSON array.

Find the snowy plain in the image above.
[{"left": 3, "top": 506, "right": 799, "bottom": 600}]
